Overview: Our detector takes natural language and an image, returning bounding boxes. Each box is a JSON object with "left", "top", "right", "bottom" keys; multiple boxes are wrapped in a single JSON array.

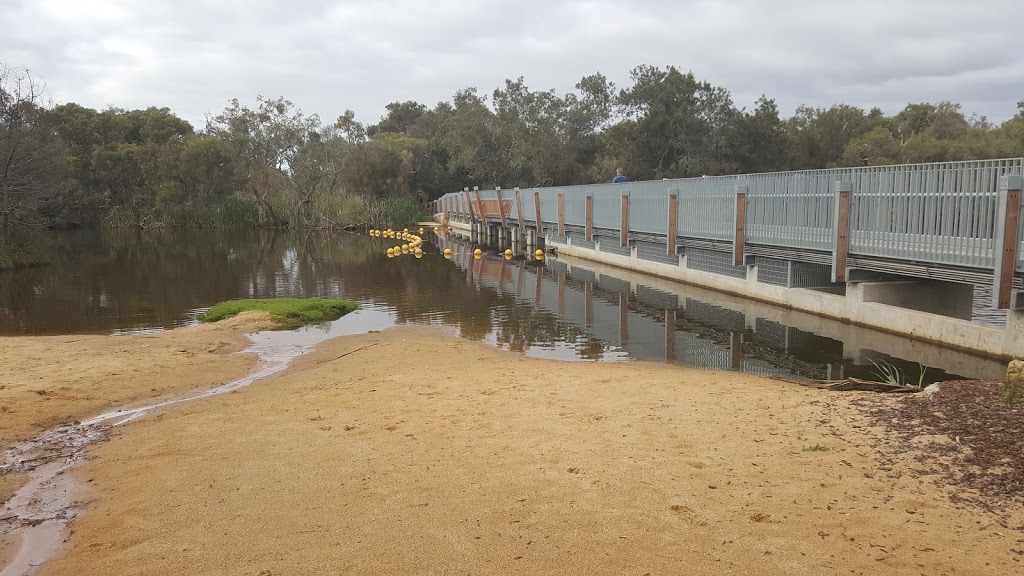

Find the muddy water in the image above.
[{"left": 0, "top": 229, "right": 1008, "bottom": 383}]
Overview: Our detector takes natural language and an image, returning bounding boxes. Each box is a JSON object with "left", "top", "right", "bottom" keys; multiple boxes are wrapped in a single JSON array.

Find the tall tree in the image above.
[
  {"left": 615, "top": 65, "right": 739, "bottom": 179},
  {"left": 206, "top": 97, "right": 319, "bottom": 225},
  {"left": 0, "top": 63, "right": 66, "bottom": 230}
]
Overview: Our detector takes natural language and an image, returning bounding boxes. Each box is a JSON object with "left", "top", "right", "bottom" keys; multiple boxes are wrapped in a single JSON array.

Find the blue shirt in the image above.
[{"left": 612, "top": 175, "right": 629, "bottom": 183}]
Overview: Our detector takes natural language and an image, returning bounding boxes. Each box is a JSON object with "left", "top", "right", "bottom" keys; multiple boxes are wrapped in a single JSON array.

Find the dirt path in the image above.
[{"left": 23, "top": 325, "right": 1023, "bottom": 576}]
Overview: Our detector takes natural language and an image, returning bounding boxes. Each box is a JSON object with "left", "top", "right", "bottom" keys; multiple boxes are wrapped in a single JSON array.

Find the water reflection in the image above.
[{"left": 0, "top": 229, "right": 1006, "bottom": 383}]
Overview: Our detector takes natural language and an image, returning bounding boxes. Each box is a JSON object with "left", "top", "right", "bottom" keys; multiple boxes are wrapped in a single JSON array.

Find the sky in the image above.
[{"left": 2, "top": 0, "right": 1022, "bottom": 129}]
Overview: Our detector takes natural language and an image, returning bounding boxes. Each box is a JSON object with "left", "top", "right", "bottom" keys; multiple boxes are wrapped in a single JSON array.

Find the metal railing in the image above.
[{"left": 438, "top": 158, "right": 1024, "bottom": 278}]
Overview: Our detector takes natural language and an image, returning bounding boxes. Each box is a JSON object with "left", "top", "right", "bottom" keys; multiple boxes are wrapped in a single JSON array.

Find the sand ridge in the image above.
[{"left": 25, "top": 325, "right": 1024, "bottom": 576}]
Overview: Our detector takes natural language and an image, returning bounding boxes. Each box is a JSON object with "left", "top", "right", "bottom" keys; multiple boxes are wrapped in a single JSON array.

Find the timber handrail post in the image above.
[
  {"left": 473, "top": 186, "right": 485, "bottom": 226},
  {"left": 993, "top": 175, "right": 1023, "bottom": 309},
  {"left": 585, "top": 192, "right": 594, "bottom": 242},
  {"left": 534, "top": 191, "right": 543, "bottom": 236},
  {"left": 832, "top": 181, "right": 852, "bottom": 283},
  {"left": 514, "top": 187, "right": 523, "bottom": 229},
  {"left": 667, "top": 188, "right": 679, "bottom": 256},
  {"left": 733, "top": 185, "right": 748, "bottom": 266},
  {"left": 557, "top": 193, "right": 565, "bottom": 237},
  {"left": 463, "top": 187, "right": 474, "bottom": 223},
  {"left": 496, "top": 186, "right": 508, "bottom": 228},
  {"left": 620, "top": 191, "right": 630, "bottom": 248}
]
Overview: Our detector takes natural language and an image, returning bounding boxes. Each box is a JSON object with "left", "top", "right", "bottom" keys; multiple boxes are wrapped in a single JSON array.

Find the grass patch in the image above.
[{"left": 197, "top": 298, "right": 357, "bottom": 329}]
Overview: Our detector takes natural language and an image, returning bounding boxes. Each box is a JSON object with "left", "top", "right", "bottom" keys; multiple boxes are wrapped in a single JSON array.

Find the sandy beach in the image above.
[{"left": 2, "top": 321, "right": 1022, "bottom": 575}]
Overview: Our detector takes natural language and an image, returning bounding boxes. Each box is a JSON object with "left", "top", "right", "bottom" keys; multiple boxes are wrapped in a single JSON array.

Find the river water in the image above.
[{"left": 0, "top": 229, "right": 1008, "bottom": 383}]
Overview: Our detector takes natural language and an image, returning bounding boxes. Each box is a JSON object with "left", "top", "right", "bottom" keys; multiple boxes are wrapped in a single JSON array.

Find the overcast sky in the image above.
[{"left": 3, "top": 0, "right": 1022, "bottom": 129}]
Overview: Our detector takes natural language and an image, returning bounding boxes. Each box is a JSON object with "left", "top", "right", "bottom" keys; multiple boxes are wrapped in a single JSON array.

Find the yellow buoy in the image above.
[
  {"left": 414, "top": 247, "right": 423, "bottom": 256},
  {"left": 369, "top": 229, "right": 374, "bottom": 236},
  {"left": 403, "top": 228, "right": 409, "bottom": 234},
  {"left": 419, "top": 228, "right": 424, "bottom": 234},
  {"left": 474, "top": 253, "right": 482, "bottom": 260},
  {"left": 504, "top": 253, "right": 512, "bottom": 260},
  {"left": 536, "top": 254, "right": 544, "bottom": 261},
  {"left": 504, "top": 249, "right": 512, "bottom": 257},
  {"left": 433, "top": 227, "right": 439, "bottom": 233},
  {"left": 443, "top": 248, "right": 452, "bottom": 257},
  {"left": 386, "top": 248, "right": 395, "bottom": 256},
  {"left": 401, "top": 245, "right": 409, "bottom": 253},
  {"left": 535, "top": 249, "right": 544, "bottom": 257},
  {"left": 395, "top": 245, "right": 402, "bottom": 254},
  {"left": 473, "top": 248, "right": 482, "bottom": 256}
]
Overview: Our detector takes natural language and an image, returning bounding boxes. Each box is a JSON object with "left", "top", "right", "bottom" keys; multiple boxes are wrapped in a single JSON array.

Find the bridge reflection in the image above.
[{"left": 438, "top": 232, "right": 1005, "bottom": 383}]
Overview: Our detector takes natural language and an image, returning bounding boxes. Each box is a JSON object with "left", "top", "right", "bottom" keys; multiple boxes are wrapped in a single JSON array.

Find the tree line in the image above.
[{"left": 3, "top": 61, "right": 1024, "bottom": 243}]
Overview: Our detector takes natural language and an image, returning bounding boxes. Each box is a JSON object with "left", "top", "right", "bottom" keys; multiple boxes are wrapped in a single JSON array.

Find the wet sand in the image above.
[
  {"left": 0, "top": 312, "right": 274, "bottom": 451},
  {"left": 15, "top": 325, "right": 1020, "bottom": 576}
]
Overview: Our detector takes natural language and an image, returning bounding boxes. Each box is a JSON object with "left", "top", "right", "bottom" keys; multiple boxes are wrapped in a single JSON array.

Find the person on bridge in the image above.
[{"left": 612, "top": 167, "right": 629, "bottom": 183}]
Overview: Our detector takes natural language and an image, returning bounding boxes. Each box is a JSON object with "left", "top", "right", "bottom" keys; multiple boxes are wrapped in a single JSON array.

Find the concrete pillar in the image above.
[{"left": 1005, "top": 310, "right": 1024, "bottom": 358}]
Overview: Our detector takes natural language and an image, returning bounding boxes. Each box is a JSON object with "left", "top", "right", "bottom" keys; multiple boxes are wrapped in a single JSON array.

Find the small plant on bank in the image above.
[
  {"left": 870, "top": 360, "right": 904, "bottom": 387},
  {"left": 197, "top": 298, "right": 357, "bottom": 329},
  {"left": 802, "top": 444, "right": 829, "bottom": 452},
  {"left": 870, "top": 360, "right": 929, "bottom": 388}
]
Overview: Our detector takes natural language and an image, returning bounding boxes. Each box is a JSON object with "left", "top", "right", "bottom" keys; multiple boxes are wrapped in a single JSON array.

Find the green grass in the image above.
[{"left": 197, "top": 298, "right": 357, "bottom": 329}]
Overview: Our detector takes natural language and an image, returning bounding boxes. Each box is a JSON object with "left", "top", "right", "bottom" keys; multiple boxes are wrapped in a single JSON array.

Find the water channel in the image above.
[{"left": 0, "top": 229, "right": 1008, "bottom": 382}]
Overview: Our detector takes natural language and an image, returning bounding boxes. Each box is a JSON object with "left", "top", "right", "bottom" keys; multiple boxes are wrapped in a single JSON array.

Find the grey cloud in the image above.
[{"left": 2, "top": 0, "right": 1021, "bottom": 130}]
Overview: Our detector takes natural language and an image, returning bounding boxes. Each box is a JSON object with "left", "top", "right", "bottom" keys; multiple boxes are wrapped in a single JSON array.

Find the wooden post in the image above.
[
  {"left": 585, "top": 282, "right": 593, "bottom": 327},
  {"left": 619, "top": 292, "right": 629, "bottom": 344},
  {"left": 473, "top": 186, "right": 485, "bottom": 226},
  {"left": 557, "top": 193, "right": 565, "bottom": 237},
  {"left": 514, "top": 187, "right": 524, "bottom": 228},
  {"left": 733, "top": 185, "right": 747, "bottom": 266},
  {"left": 620, "top": 192, "right": 630, "bottom": 248},
  {"left": 585, "top": 193, "right": 594, "bottom": 241},
  {"left": 667, "top": 189, "right": 678, "bottom": 256},
  {"left": 496, "top": 186, "right": 508, "bottom": 228},
  {"left": 534, "top": 191, "right": 543, "bottom": 236},
  {"left": 730, "top": 332, "right": 743, "bottom": 369},
  {"left": 535, "top": 266, "right": 543, "bottom": 306},
  {"left": 832, "top": 181, "right": 852, "bottom": 283},
  {"left": 463, "top": 187, "right": 474, "bottom": 223},
  {"left": 994, "top": 175, "right": 1023, "bottom": 309},
  {"left": 557, "top": 272, "right": 565, "bottom": 315},
  {"left": 665, "top": 309, "right": 676, "bottom": 363}
]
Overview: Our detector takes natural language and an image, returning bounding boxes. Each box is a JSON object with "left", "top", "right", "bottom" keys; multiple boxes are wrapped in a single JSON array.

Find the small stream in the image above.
[{"left": 0, "top": 328, "right": 346, "bottom": 576}]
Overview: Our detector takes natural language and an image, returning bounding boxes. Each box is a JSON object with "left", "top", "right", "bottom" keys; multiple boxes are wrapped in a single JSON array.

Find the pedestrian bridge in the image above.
[{"left": 429, "top": 158, "right": 1024, "bottom": 360}]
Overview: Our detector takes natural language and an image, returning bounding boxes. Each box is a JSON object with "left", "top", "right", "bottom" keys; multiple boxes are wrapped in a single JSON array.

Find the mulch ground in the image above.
[{"left": 853, "top": 380, "right": 1024, "bottom": 525}]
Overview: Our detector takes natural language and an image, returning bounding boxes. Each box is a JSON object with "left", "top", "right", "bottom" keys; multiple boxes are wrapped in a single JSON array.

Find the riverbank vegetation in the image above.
[
  {"left": 3, "top": 60, "right": 1024, "bottom": 269},
  {"left": 197, "top": 298, "right": 357, "bottom": 329}
]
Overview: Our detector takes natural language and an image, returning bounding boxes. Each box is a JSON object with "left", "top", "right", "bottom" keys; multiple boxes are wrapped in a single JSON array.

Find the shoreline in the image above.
[
  {"left": 1, "top": 321, "right": 1021, "bottom": 575},
  {"left": 0, "top": 311, "right": 276, "bottom": 506}
]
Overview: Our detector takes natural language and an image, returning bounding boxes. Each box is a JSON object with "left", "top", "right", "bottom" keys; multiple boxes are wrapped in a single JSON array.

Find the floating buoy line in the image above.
[{"left": 368, "top": 227, "right": 546, "bottom": 262}]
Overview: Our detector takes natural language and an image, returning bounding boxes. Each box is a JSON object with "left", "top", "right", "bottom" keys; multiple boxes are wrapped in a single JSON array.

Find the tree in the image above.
[
  {"left": 206, "top": 96, "right": 319, "bottom": 225},
  {"left": 615, "top": 65, "right": 739, "bottom": 178},
  {"left": 729, "top": 96, "right": 792, "bottom": 173},
  {"left": 0, "top": 62, "right": 67, "bottom": 230},
  {"left": 368, "top": 101, "right": 427, "bottom": 137}
]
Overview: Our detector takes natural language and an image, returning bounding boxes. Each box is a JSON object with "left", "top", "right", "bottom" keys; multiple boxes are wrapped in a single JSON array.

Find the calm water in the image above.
[{"left": 0, "top": 229, "right": 1006, "bottom": 383}]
